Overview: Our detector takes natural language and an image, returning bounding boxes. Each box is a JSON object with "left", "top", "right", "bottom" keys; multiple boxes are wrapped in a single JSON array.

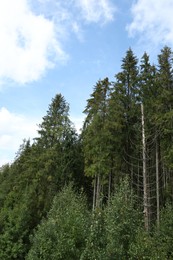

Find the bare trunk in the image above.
[
  {"left": 92, "top": 175, "right": 96, "bottom": 211},
  {"left": 96, "top": 174, "right": 100, "bottom": 208},
  {"left": 141, "top": 103, "right": 149, "bottom": 231},
  {"left": 156, "top": 136, "right": 160, "bottom": 229},
  {"left": 108, "top": 172, "right": 111, "bottom": 203},
  {"left": 137, "top": 161, "right": 140, "bottom": 200}
]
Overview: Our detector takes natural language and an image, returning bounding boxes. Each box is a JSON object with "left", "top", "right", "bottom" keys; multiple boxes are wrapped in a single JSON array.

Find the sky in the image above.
[{"left": 1, "top": 0, "right": 173, "bottom": 166}]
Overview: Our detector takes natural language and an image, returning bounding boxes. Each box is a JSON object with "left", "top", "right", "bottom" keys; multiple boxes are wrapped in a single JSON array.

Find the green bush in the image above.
[
  {"left": 26, "top": 185, "right": 90, "bottom": 260},
  {"left": 80, "top": 209, "right": 106, "bottom": 260},
  {"left": 104, "top": 178, "right": 142, "bottom": 259}
]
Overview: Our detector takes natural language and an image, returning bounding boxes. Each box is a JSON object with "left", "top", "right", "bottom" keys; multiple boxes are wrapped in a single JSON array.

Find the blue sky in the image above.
[{"left": 0, "top": 0, "right": 173, "bottom": 166}]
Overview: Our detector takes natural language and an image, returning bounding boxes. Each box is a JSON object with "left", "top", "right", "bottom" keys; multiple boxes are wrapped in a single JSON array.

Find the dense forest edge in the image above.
[{"left": 0, "top": 46, "right": 173, "bottom": 259}]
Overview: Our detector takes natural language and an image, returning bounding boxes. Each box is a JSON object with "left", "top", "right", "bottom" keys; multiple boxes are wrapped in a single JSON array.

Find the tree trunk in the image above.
[
  {"left": 93, "top": 175, "right": 96, "bottom": 211},
  {"left": 108, "top": 172, "right": 111, "bottom": 203},
  {"left": 156, "top": 136, "right": 160, "bottom": 229},
  {"left": 141, "top": 103, "right": 149, "bottom": 231},
  {"left": 96, "top": 174, "right": 100, "bottom": 208}
]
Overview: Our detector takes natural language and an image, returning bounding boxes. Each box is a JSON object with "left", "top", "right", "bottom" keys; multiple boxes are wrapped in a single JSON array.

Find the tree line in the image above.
[{"left": 0, "top": 46, "right": 173, "bottom": 259}]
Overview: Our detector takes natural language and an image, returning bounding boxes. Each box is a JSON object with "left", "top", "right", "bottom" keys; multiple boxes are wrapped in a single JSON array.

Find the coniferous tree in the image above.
[
  {"left": 82, "top": 78, "right": 111, "bottom": 208},
  {"left": 112, "top": 49, "right": 140, "bottom": 185},
  {"left": 36, "top": 94, "right": 71, "bottom": 148},
  {"left": 35, "top": 93, "right": 85, "bottom": 196},
  {"left": 106, "top": 79, "right": 126, "bottom": 191},
  {"left": 157, "top": 47, "right": 173, "bottom": 203}
]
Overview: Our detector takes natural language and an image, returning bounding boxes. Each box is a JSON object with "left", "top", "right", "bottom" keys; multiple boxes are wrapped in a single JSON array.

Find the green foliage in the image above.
[
  {"left": 104, "top": 178, "right": 142, "bottom": 259},
  {"left": 128, "top": 229, "right": 163, "bottom": 259},
  {"left": 83, "top": 77, "right": 111, "bottom": 178},
  {"left": 154, "top": 203, "right": 173, "bottom": 258},
  {"left": 111, "top": 48, "right": 141, "bottom": 178},
  {"left": 129, "top": 203, "right": 173, "bottom": 259},
  {"left": 0, "top": 94, "right": 86, "bottom": 258},
  {"left": 0, "top": 164, "right": 11, "bottom": 207},
  {"left": 82, "top": 78, "right": 112, "bottom": 207},
  {"left": 27, "top": 185, "right": 90, "bottom": 260},
  {"left": 36, "top": 94, "right": 71, "bottom": 148},
  {"left": 81, "top": 210, "right": 106, "bottom": 260},
  {"left": 0, "top": 186, "right": 38, "bottom": 259},
  {"left": 35, "top": 93, "right": 86, "bottom": 193}
]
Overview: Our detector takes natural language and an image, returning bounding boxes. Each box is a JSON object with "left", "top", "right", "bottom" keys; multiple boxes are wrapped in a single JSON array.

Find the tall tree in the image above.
[
  {"left": 82, "top": 78, "right": 111, "bottom": 208},
  {"left": 113, "top": 48, "right": 140, "bottom": 183},
  {"left": 35, "top": 93, "right": 85, "bottom": 191},
  {"left": 157, "top": 47, "right": 173, "bottom": 192}
]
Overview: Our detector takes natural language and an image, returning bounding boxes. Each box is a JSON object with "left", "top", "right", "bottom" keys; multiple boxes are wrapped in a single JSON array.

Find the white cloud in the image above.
[
  {"left": 36, "top": 0, "right": 116, "bottom": 24},
  {"left": 0, "top": 0, "right": 116, "bottom": 85},
  {"left": 0, "top": 0, "right": 67, "bottom": 85},
  {"left": 76, "top": 0, "right": 116, "bottom": 23},
  {"left": 127, "top": 0, "right": 173, "bottom": 47},
  {"left": 33, "top": 0, "right": 116, "bottom": 37},
  {"left": 0, "top": 107, "right": 39, "bottom": 165}
]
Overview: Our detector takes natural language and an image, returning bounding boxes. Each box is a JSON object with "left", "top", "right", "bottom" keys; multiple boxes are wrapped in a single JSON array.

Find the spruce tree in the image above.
[
  {"left": 156, "top": 47, "right": 173, "bottom": 205},
  {"left": 82, "top": 78, "right": 111, "bottom": 208},
  {"left": 113, "top": 49, "right": 140, "bottom": 184},
  {"left": 36, "top": 93, "right": 71, "bottom": 148}
]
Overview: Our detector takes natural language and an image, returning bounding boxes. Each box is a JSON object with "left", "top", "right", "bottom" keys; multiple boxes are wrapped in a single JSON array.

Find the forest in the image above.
[{"left": 0, "top": 46, "right": 173, "bottom": 259}]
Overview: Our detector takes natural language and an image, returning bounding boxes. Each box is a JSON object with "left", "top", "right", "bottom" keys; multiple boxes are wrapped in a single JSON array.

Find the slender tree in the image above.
[
  {"left": 139, "top": 53, "right": 159, "bottom": 229},
  {"left": 157, "top": 47, "right": 173, "bottom": 204},
  {"left": 113, "top": 48, "right": 140, "bottom": 188},
  {"left": 82, "top": 78, "right": 111, "bottom": 208}
]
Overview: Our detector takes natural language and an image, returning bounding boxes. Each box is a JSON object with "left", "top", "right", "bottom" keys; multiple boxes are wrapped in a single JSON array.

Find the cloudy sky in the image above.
[{"left": 0, "top": 0, "right": 173, "bottom": 166}]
